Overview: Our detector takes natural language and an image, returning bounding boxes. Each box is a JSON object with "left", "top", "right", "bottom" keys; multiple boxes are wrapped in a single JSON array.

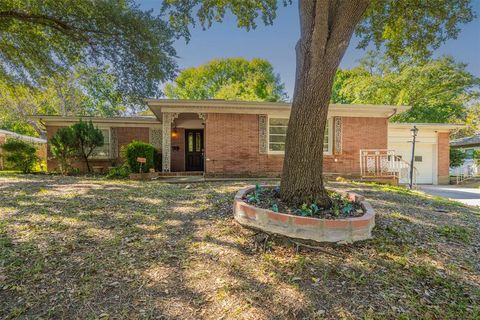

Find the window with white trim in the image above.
[
  {"left": 268, "top": 118, "right": 331, "bottom": 154},
  {"left": 91, "top": 128, "right": 111, "bottom": 159}
]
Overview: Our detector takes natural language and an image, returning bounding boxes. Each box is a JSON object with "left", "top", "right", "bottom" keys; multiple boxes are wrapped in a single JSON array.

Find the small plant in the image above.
[
  {"left": 271, "top": 203, "right": 279, "bottom": 212},
  {"left": 1, "top": 139, "right": 39, "bottom": 173},
  {"left": 296, "top": 203, "right": 319, "bottom": 217},
  {"left": 106, "top": 165, "right": 131, "bottom": 179},
  {"left": 246, "top": 192, "right": 260, "bottom": 204}
]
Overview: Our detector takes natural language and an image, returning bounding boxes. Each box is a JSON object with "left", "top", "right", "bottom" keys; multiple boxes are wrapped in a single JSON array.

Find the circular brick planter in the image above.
[{"left": 233, "top": 186, "right": 375, "bottom": 244}]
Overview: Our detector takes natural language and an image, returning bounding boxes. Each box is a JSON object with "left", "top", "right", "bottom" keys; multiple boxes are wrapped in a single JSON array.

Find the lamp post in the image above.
[{"left": 409, "top": 125, "right": 419, "bottom": 189}]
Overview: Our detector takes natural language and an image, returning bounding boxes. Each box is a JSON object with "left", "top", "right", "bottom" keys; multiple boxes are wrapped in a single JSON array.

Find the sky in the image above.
[{"left": 140, "top": 1, "right": 480, "bottom": 99}]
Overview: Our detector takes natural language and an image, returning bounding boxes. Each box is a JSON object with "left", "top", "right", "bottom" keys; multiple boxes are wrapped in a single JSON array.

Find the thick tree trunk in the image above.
[{"left": 280, "top": 0, "right": 370, "bottom": 207}]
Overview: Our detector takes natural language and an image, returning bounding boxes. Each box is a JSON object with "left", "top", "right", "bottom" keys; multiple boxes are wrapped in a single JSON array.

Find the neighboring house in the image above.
[
  {"left": 450, "top": 133, "right": 480, "bottom": 176},
  {"left": 0, "top": 129, "right": 47, "bottom": 170},
  {"left": 36, "top": 100, "right": 461, "bottom": 184}
]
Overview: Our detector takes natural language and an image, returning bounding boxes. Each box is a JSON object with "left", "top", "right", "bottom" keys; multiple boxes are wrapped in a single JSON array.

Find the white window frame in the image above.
[
  {"left": 267, "top": 117, "right": 333, "bottom": 155},
  {"left": 90, "top": 127, "right": 111, "bottom": 159}
]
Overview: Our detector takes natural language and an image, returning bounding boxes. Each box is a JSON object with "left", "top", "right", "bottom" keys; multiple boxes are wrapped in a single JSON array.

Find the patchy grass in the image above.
[{"left": 0, "top": 175, "right": 479, "bottom": 319}]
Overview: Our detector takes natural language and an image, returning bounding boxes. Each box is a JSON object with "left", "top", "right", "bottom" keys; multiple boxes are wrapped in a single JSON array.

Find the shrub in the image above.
[
  {"left": 450, "top": 148, "right": 466, "bottom": 168},
  {"left": 123, "top": 141, "right": 155, "bottom": 173},
  {"left": 50, "top": 127, "right": 77, "bottom": 175},
  {"left": 106, "top": 165, "right": 131, "bottom": 179},
  {"left": 71, "top": 119, "right": 104, "bottom": 172},
  {"left": 1, "top": 139, "right": 38, "bottom": 173}
]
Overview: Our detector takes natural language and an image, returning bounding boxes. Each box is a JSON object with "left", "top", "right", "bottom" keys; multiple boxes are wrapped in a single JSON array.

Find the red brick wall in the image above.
[
  {"left": 46, "top": 125, "right": 150, "bottom": 172},
  {"left": 324, "top": 117, "right": 388, "bottom": 174},
  {"left": 437, "top": 132, "right": 450, "bottom": 184},
  {"left": 171, "top": 128, "right": 185, "bottom": 172},
  {"left": 204, "top": 114, "right": 388, "bottom": 176}
]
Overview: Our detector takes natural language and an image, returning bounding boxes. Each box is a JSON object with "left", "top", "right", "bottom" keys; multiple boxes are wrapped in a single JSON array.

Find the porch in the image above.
[{"left": 159, "top": 112, "right": 206, "bottom": 174}]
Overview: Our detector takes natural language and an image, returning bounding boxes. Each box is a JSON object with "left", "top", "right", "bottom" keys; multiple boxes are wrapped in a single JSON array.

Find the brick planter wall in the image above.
[{"left": 233, "top": 186, "right": 375, "bottom": 243}]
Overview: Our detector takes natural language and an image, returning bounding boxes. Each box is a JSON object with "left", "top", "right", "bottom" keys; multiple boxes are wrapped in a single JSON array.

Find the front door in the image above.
[{"left": 185, "top": 129, "right": 204, "bottom": 171}]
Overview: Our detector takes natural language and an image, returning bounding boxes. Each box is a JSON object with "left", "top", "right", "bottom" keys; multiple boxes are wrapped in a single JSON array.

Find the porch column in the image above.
[{"left": 162, "top": 112, "right": 178, "bottom": 172}]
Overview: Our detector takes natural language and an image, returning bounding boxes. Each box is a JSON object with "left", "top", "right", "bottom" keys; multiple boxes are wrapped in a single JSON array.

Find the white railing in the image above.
[
  {"left": 359, "top": 149, "right": 417, "bottom": 187},
  {"left": 451, "top": 161, "right": 479, "bottom": 184}
]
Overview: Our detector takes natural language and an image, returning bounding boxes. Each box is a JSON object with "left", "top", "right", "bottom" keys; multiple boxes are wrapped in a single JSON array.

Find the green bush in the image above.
[
  {"left": 50, "top": 127, "right": 77, "bottom": 175},
  {"left": 106, "top": 165, "right": 131, "bottom": 179},
  {"left": 123, "top": 141, "right": 155, "bottom": 173},
  {"left": 450, "top": 148, "right": 466, "bottom": 168},
  {"left": 1, "top": 139, "right": 39, "bottom": 173}
]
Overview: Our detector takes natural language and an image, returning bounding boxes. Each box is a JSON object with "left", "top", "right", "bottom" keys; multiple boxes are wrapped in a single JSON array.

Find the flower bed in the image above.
[{"left": 233, "top": 186, "right": 375, "bottom": 243}]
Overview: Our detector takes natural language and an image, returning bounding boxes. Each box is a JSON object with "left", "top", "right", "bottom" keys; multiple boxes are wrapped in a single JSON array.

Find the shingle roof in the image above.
[{"left": 450, "top": 134, "right": 480, "bottom": 147}]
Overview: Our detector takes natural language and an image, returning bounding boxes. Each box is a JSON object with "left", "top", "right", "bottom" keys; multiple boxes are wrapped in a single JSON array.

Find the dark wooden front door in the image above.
[{"left": 185, "top": 129, "right": 204, "bottom": 171}]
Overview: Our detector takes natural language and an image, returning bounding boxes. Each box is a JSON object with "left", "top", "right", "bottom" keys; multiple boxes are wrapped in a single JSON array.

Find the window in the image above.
[
  {"left": 268, "top": 118, "right": 331, "bottom": 154},
  {"left": 414, "top": 155, "right": 423, "bottom": 162},
  {"left": 91, "top": 128, "right": 110, "bottom": 159}
]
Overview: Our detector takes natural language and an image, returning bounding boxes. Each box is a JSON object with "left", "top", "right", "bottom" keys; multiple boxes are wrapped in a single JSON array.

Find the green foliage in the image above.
[
  {"left": 270, "top": 203, "right": 279, "bottom": 212},
  {"left": 473, "top": 150, "right": 480, "bottom": 161},
  {"left": 1, "top": 139, "right": 38, "bottom": 173},
  {"left": 436, "top": 225, "right": 470, "bottom": 243},
  {"left": 163, "top": 1, "right": 474, "bottom": 61},
  {"left": 106, "top": 165, "right": 131, "bottom": 179},
  {"left": 71, "top": 120, "right": 104, "bottom": 172},
  {"left": 0, "top": 65, "right": 142, "bottom": 137},
  {"left": 0, "top": 0, "right": 176, "bottom": 100},
  {"left": 123, "top": 141, "right": 155, "bottom": 173},
  {"left": 295, "top": 203, "right": 320, "bottom": 217},
  {"left": 49, "top": 127, "right": 77, "bottom": 174},
  {"left": 247, "top": 183, "right": 264, "bottom": 204},
  {"left": 450, "top": 148, "right": 467, "bottom": 168},
  {"left": 165, "top": 58, "right": 287, "bottom": 102},
  {"left": 331, "top": 53, "right": 480, "bottom": 124}
]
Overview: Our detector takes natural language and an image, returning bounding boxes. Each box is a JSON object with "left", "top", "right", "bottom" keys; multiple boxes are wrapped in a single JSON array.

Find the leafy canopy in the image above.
[
  {"left": 162, "top": 0, "right": 475, "bottom": 61},
  {"left": 165, "top": 58, "right": 287, "bottom": 101},
  {"left": 331, "top": 53, "right": 480, "bottom": 124},
  {"left": 0, "top": 66, "right": 138, "bottom": 137},
  {"left": 0, "top": 0, "right": 177, "bottom": 99}
]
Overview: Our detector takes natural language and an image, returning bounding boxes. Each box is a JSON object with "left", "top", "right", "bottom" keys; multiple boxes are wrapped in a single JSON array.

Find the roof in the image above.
[
  {"left": 32, "top": 115, "right": 160, "bottom": 125},
  {"left": 450, "top": 134, "right": 480, "bottom": 147},
  {"left": 389, "top": 123, "right": 465, "bottom": 132},
  {"left": 146, "top": 99, "right": 411, "bottom": 118},
  {"left": 0, "top": 129, "right": 46, "bottom": 144}
]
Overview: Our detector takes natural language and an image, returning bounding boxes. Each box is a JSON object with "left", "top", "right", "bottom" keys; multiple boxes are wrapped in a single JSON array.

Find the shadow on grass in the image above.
[{"left": 0, "top": 175, "right": 479, "bottom": 319}]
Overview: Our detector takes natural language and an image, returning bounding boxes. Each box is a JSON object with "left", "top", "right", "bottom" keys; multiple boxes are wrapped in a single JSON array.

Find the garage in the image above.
[
  {"left": 387, "top": 123, "right": 460, "bottom": 185},
  {"left": 389, "top": 142, "right": 436, "bottom": 184}
]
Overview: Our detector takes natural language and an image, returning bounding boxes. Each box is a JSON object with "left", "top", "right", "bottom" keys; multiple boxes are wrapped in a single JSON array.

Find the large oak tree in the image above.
[
  {"left": 0, "top": 0, "right": 177, "bottom": 100},
  {"left": 163, "top": 0, "right": 475, "bottom": 206}
]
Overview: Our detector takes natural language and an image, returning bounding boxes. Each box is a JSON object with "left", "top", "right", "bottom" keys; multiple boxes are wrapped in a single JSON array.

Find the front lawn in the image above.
[{"left": 1, "top": 175, "right": 479, "bottom": 319}]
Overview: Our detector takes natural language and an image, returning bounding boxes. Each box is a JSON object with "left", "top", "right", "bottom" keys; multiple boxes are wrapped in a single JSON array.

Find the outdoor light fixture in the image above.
[
  {"left": 171, "top": 120, "right": 178, "bottom": 138},
  {"left": 409, "top": 125, "right": 419, "bottom": 189}
]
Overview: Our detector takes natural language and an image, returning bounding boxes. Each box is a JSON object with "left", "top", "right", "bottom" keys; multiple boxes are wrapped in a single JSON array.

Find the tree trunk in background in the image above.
[{"left": 280, "top": 0, "right": 370, "bottom": 207}]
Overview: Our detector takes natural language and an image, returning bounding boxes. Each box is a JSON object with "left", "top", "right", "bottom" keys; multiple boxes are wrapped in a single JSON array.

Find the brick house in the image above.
[{"left": 37, "top": 100, "right": 461, "bottom": 184}]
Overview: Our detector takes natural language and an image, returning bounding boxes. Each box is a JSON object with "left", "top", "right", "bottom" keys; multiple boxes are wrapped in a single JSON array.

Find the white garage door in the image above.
[{"left": 390, "top": 143, "right": 435, "bottom": 184}]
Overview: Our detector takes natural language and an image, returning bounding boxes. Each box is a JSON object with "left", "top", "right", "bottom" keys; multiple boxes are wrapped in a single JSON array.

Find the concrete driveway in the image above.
[{"left": 419, "top": 185, "right": 480, "bottom": 207}]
